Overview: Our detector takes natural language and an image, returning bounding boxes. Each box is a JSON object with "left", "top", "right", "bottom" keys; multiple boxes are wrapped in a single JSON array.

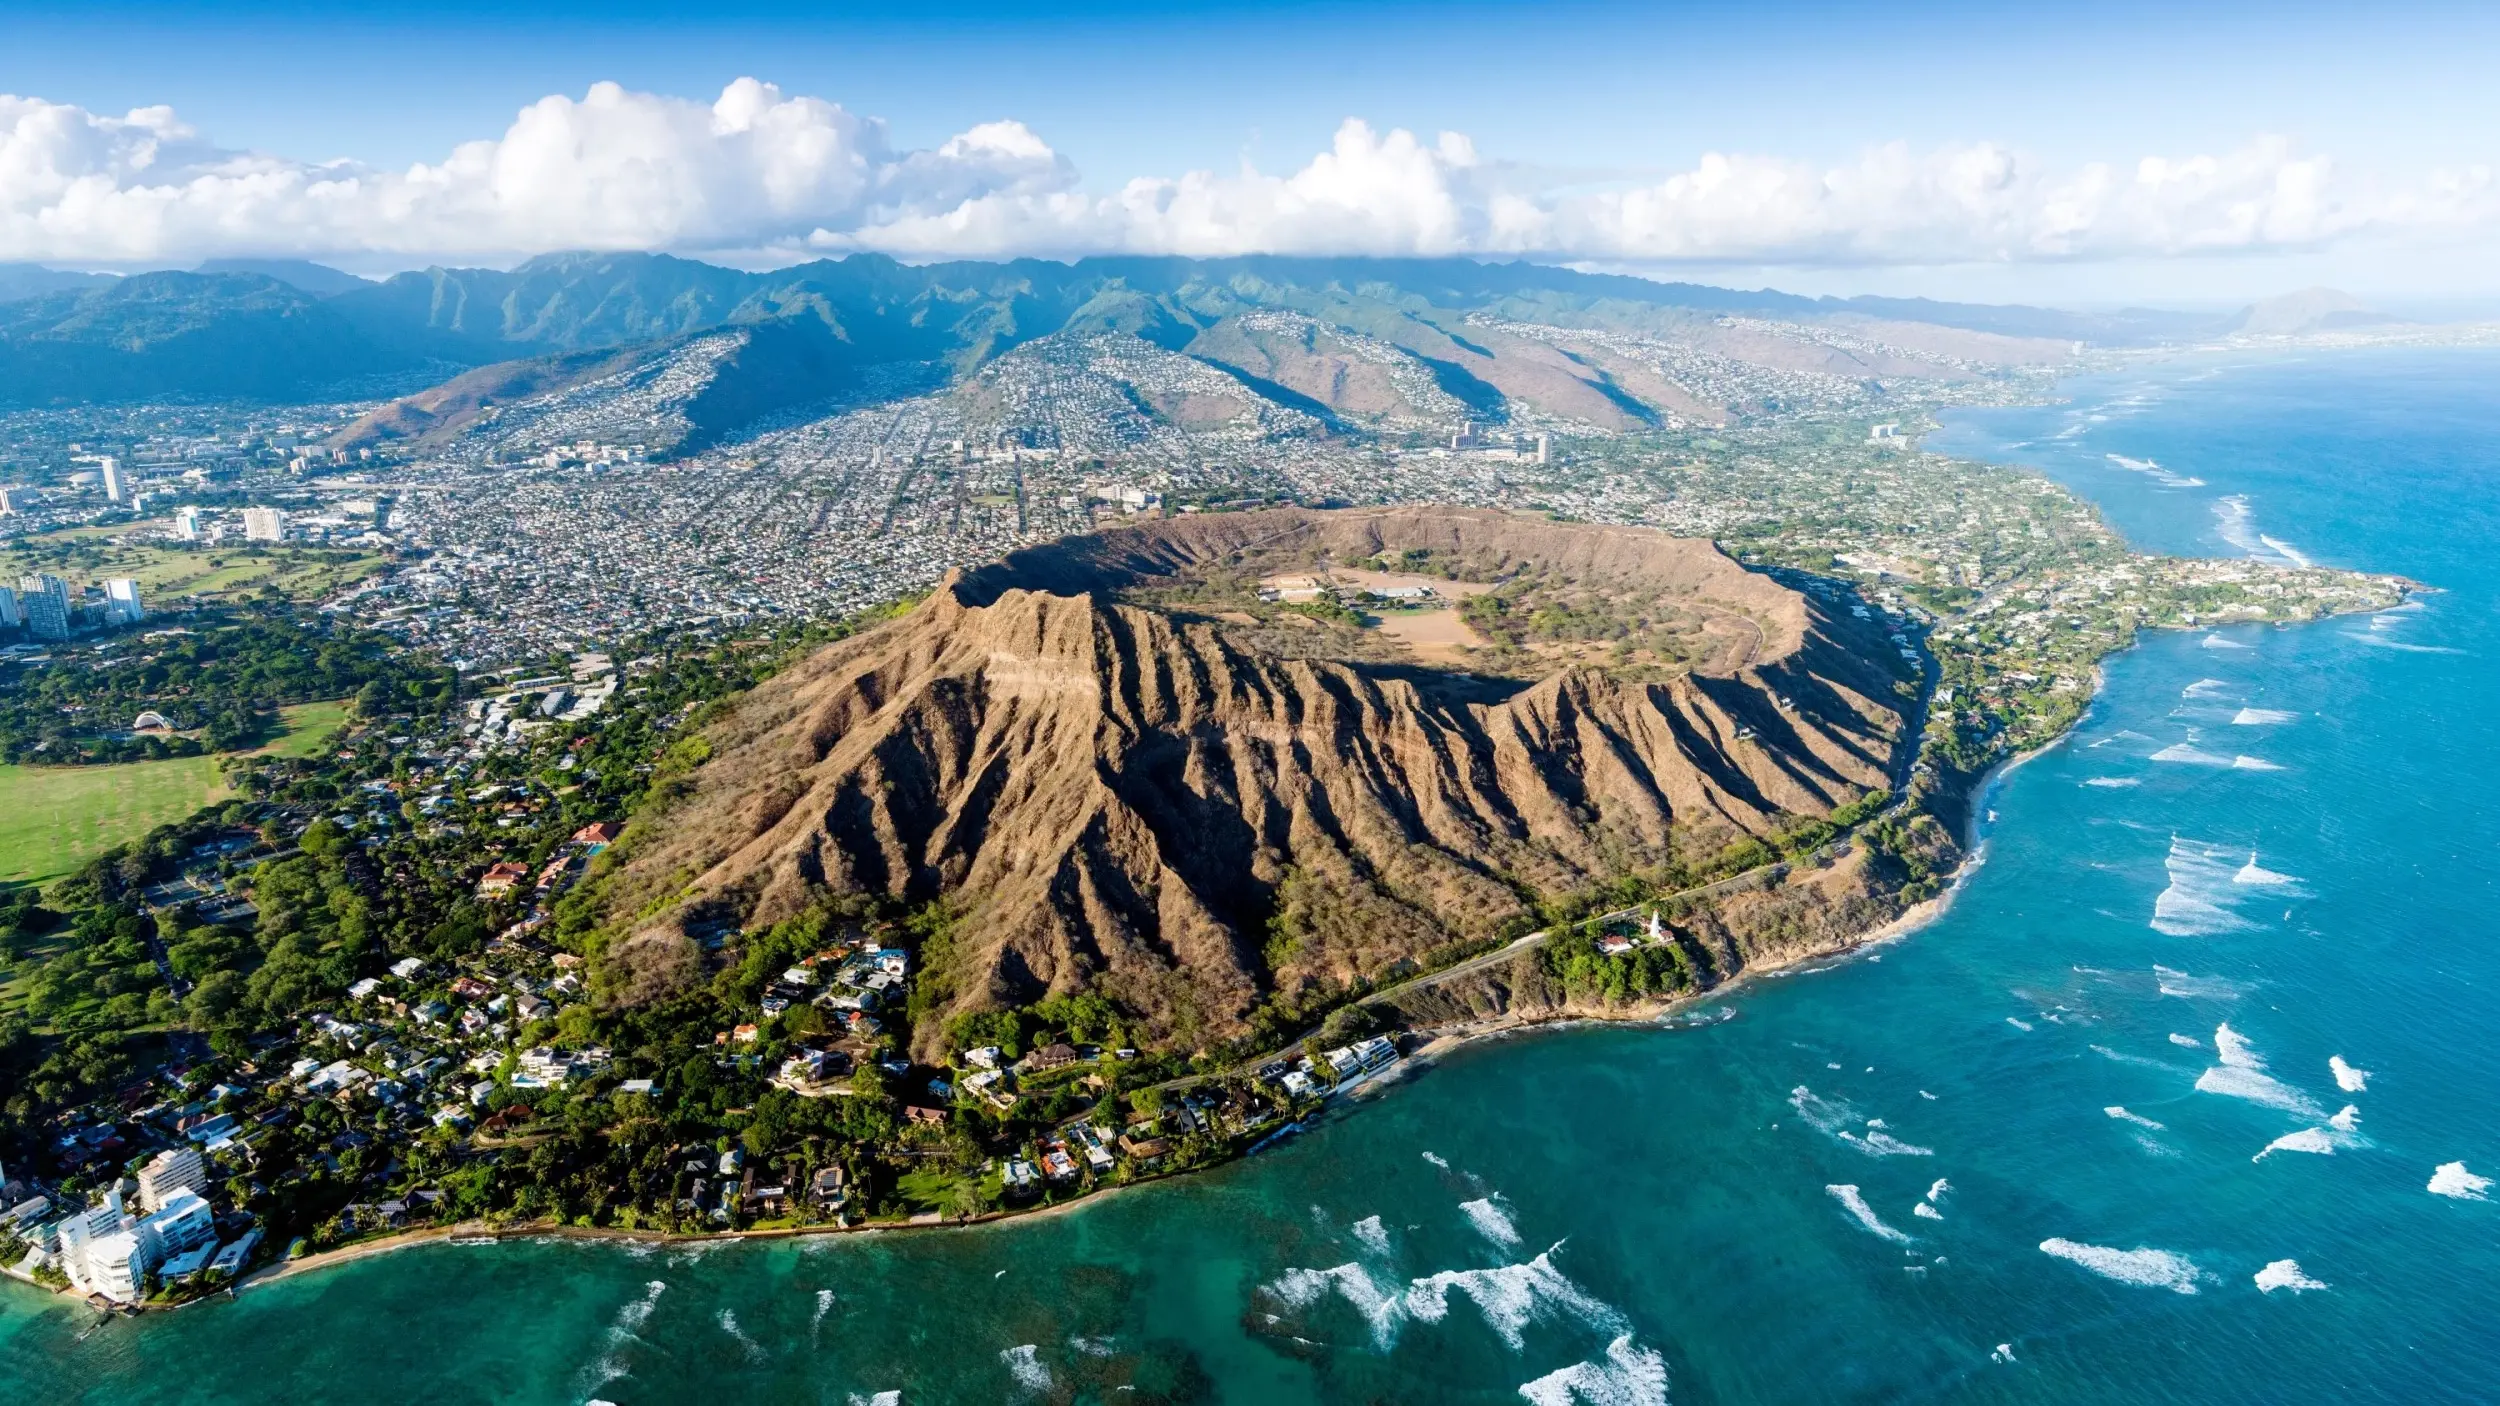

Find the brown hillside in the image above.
[{"left": 601, "top": 507, "right": 1917, "bottom": 1052}]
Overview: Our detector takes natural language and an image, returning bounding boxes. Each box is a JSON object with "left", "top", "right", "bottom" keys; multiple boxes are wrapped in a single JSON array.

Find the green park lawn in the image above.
[{"left": 0, "top": 700, "right": 351, "bottom": 890}]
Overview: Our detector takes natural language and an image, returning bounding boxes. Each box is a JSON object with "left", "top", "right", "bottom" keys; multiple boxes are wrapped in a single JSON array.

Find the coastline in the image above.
[
  {"left": 0, "top": 715, "right": 2072, "bottom": 1316},
  {"left": 16, "top": 581, "right": 2394, "bottom": 1319}
]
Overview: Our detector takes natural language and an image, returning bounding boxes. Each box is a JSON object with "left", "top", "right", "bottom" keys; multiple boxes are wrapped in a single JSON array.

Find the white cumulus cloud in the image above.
[{"left": 1, "top": 79, "right": 2489, "bottom": 270}]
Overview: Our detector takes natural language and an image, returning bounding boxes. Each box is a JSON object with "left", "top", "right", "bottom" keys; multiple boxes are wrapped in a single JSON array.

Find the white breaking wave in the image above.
[
  {"left": 1266, "top": 1244, "right": 1623, "bottom": 1352},
  {"left": 579, "top": 1279, "right": 668, "bottom": 1397},
  {"left": 1516, "top": 1334, "right": 1671, "bottom": 1406},
  {"left": 1265, "top": 1261, "right": 1401, "bottom": 1346},
  {"left": 2039, "top": 1239, "right": 2208, "bottom": 1294},
  {"left": 2170, "top": 1033, "right": 2205, "bottom": 1048},
  {"left": 1789, "top": 1086, "right": 1932, "bottom": 1156},
  {"left": 718, "top": 1308, "right": 766, "bottom": 1364},
  {"left": 2202, "top": 634, "right": 2253, "bottom": 650},
  {"left": 2233, "top": 856, "right": 2303, "bottom": 890},
  {"left": 2429, "top": 1162, "right": 2493, "bottom": 1201},
  {"left": 848, "top": 1393, "right": 903, "bottom": 1406},
  {"left": 2255, "top": 1128, "right": 2338, "bottom": 1160},
  {"left": 2154, "top": 839, "right": 2264, "bottom": 936},
  {"left": 1351, "top": 1214, "right": 1392, "bottom": 1257},
  {"left": 1826, "top": 1184, "right": 1914, "bottom": 1244},
  {"left": 2232, "top": 755, "right": 2285, "bottom": 771},
  {"left": 1913, "top": 1179, "right": 1949, "bottom": 1222},
  {"left": 2006, "top": 1016, "right": 2034, "bottom": 1031},
  {"left": 2345, "top": 632, "right": 2466, "bottom": 654},
  {"left": 2084, "top": 777, "right": 2141, "bottom": 788},
  {"left": 1422, "top": 1151, "right": 1451, "bottom": 1170},
  {"left": 2106, "top": 1106, "right": 2165, "bottom": 1129},
  {"left": 1001, "top": 1343, "right": 1052, "bottom": 1394},
  {"left": 1992, "top": 1343, "right": 2017, "bottom": 1364},
  {"left": 2213, "top": 495, "right": 2312, "bottom": 568},
  {"left": 2329, "top": 1056, "right": 2371, "bottom": 1092},
  {"left": 1461, "top": 1196, "right": 1524, "bottom": 1251},
  {"left": 2151, "top": 742, "right": 2235, "bottom": 766},
  {"left": 2103, "top": 452, "right": 2205, "bottom": 488},
  {"left": 2255, "top": 1259, "right": 2328, "bottom": 1294},
  {"left": 2196, "top": 1023, "right": 2326, "bottom": 1118},
  {"left": 2183, "top": 678, "right": 2234, "bottom": 699},
  {"left": 2232, "top": 708, "right": 2299, "bottom": 725},
  {"left": 2155, "top": 964, "right": 2249, "bottom": 999},
  {"left": 1405, "top": 1245, "right": 1629, "bottom": 1351},
  {"left": 2258, "top": 1105, "right": 2365, "bottom": 1159}
]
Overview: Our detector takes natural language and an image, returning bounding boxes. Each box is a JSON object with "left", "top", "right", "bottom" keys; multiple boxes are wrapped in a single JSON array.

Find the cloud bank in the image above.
[{"left": 2, "top": 78, "right": 2488, "bottom": 269}]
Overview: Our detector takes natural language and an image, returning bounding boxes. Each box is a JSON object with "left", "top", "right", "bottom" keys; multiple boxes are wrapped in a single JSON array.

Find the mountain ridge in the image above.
[{"left": 595, "top": 506, "right": 1927, "bottom": 1053}]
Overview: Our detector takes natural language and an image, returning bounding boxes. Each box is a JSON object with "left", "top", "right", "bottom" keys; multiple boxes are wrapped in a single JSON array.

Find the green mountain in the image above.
[
  {"left": 0, "top": 251, "right": 2231, "bottom": 413},
  {"left": 0, "top": 271, "right": 440, "bottom": 406},
  {"left": 194, "top": 258, "right": 374, "bottom": 298},
  {"left": 0, "top": 262, "right": 118, "bottom": 305}
]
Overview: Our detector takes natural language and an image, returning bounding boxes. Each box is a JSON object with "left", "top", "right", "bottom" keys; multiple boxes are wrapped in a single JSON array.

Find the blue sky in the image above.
[{"left": 4, "top": 1, "right": 2495, "bottom": 306}]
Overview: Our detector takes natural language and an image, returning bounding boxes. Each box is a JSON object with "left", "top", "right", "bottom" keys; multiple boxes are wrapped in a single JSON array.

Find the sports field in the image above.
[
  {"left": 0, "top": 527, "right": 385, "bottom": 604},
  {"left": 0, "top": 700, "right": 351, "bottom": 890}
]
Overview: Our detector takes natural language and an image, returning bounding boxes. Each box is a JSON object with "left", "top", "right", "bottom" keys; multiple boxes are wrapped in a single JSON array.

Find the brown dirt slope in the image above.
[
  {"left": 603, "top": 507, "right": 1915, "bottom": 1051},
  {"left": 328, "top": 346, "right": 644, "bottom": 451}
]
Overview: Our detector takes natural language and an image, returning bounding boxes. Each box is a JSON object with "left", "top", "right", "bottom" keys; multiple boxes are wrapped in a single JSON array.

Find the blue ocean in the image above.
[{"left": 5, "top": 347, "right": 2496, "bottom": 1403}]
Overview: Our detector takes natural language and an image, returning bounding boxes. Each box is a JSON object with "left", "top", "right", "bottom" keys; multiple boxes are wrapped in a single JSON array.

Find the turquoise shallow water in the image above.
[{"left": 7, "top": 348, "right": 2498, "bottom": 1404}]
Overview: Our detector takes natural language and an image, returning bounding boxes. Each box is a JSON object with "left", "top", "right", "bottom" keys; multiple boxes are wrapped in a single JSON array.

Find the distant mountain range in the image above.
[{"left": 0, "top": 251, "right": 2402, "bottom": 421}]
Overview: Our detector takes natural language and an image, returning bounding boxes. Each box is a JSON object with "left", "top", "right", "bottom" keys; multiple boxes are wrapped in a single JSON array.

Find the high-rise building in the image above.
[
  {"left": 100, "top": 456, "right": 126, "bottom": 503},
  {"left": 17, "top": 573, "right": 71, "bottom": 641},
  {"left": 136, "top": 1147, "right": 209, "bottom": 1212},
  {"left": 174, "top": 505, "right": 203, "bottom": 540},
  {"left": 0, "top": 587, "right": 18, "bottom": 630},
  {"left": 103, "top": 578, "right": 145, "bottom": 626},
  {"left": 241, "top": 506, "right": 285, "bottom": 542},
  {"left": 0, "top": 486, "right": 21, "bottom": 515},
  {"left": 56, "top": 1190, "right": 153, "bottom": 1304},
  {"left": 137, "top": 1188, "right": 217, "bottom": 1262},
  {"left": 1535, "top": 433, "right": 1551, "bottom": 465}
]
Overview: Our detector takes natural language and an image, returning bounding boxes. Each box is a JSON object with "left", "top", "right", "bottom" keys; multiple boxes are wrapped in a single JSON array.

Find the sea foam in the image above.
[
  {"left": 2155, "top": 964, "right": 2249, "bottom": 1000},
  {"left": 1516, "top": 1334, "right": 1671, "bottom": 1406},
  {"left": 1000, "top": 1344, "right": 1052, "bottom": 1394},
  {"left": 1404, "top": 1246, "right": 1628, "bottom": 1350},
  {"left": 2084, "top": 777, "right": 2141, "bottom": 788},
  {"left": 579, "top": 1279, "right": 668, "bottom": 1397},
  {"left": 718, "top": 1309, "right": 766, "bottom": 1364},
  {"left": 2150, "top": 742, "right": 2235, "bottom": 766},
  {"left": 2039, "top": 1239, "right": 2207, "bottom": 1294},
  {"left": 1351, "top": 1214, "right": 1392, "bottom": 1257},
  {"left": 2105, "top": 1107, "right": 2165, "bottom": 1129},
  {"left": 1825, "top": 1184, "right": 1914, "bottom": 1244},
  {"left": 2429, "top": 1163, "right": 2493, "bottom": 1201},
  {"left": 1267, "top": 1244, "right": 1624, "bottom": 1352},
  {"left": 2232, "top": 708, "right": 2299, "bottom": 726},
  {"left": 2196, "top": 1023, "right": 2325, "bottom": 1118},
  {"left": 1461, "top": 1196, "right": 1524, "bottom": 1251},
  {"left": 1789, "top": 1087, "right": 1932, "bottom": 1156},
  {"left": 2329, "top": 1056, "right": 2371, "bottom": 1092},
  {"left": 2183, "top": 679, "right": 2234, "bottom": 699},
  {"left": 2153, "top": 840, "right": 2263, "bottom": 936},
  {"left": 2255, "top": 1260, "right": 2328, "bottom": 1294}
]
